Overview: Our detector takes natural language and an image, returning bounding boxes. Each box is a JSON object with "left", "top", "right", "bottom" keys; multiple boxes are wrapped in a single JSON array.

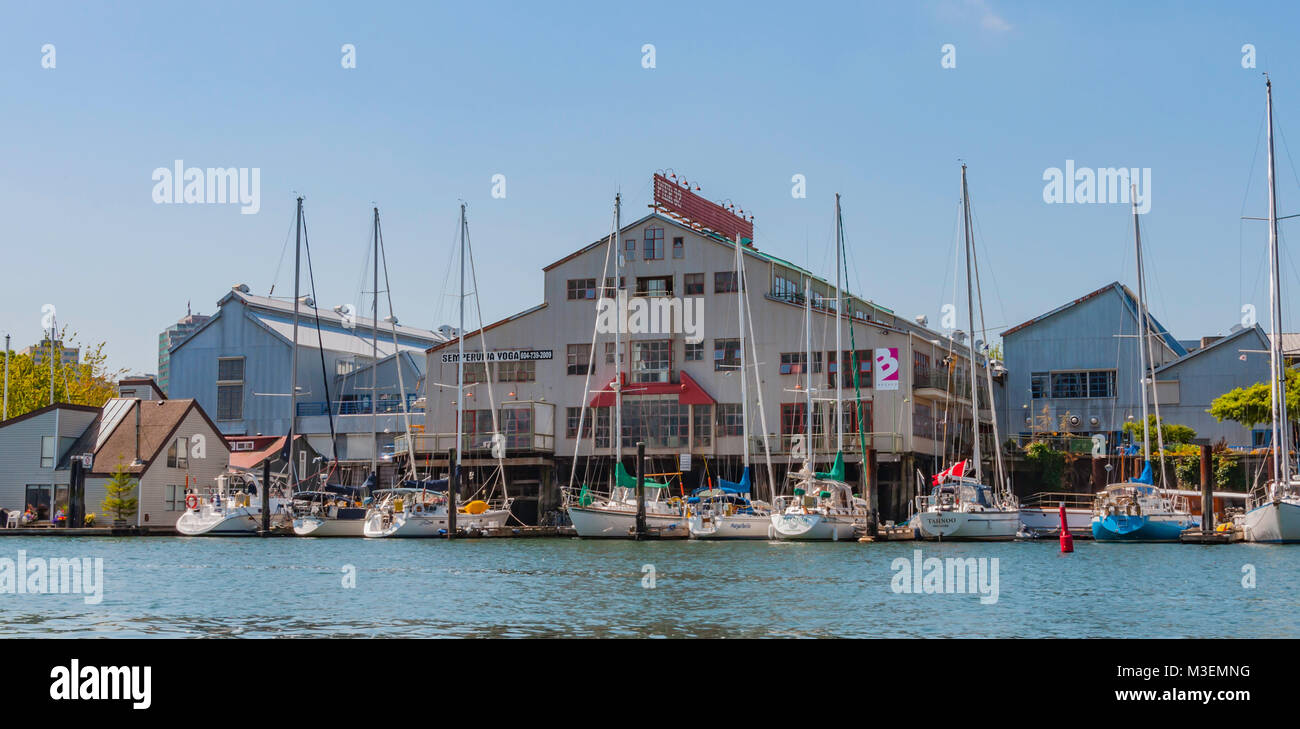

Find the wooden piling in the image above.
[
  {"left": 261, "top": 459, "right": 271, "bottom": 535},
  {"left": 634, "top": 441, "right": 647, "bottom": 539},
  {"left": 1199, "top": 443, "right": 1213, "bottom": 532}
]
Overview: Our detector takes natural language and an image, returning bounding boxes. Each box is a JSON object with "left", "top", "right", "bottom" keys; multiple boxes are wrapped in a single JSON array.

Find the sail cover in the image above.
[
  {"left": 695, "top": 466, "right": 750, "bottom": 496},
  {"left": 815, "top": 451, "right": 845, "bottom": 482},
  {"left": 615, "top": 461, "right": 671, "bottom": 489}
]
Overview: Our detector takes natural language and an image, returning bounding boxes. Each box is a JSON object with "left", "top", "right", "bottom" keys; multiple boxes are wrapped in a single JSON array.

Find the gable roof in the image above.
[
  {"left": 1155, "top": 325, "right": 1268, "bottom": 374},
  {"left": 117, "top": 378, "right": 166, "bottom": 400},
  {"left": 1001, "top": 281, "right": 1187, "bottom": 357},
  {"left": 0, "top": 403, "right": 100, "bottom": 430},
  {"left": 62, "top": 398, "right": 229, "bottom": 475}
]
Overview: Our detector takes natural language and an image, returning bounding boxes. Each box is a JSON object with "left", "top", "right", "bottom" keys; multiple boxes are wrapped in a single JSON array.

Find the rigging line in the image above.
[
  {"left": 376, "top": 212, "right": 419, "bottom": 483},
  {"left": 268, "top": 205, "right": 297, "bottom": 297},
  {"left": 968, "top": 207, "right": 1010, "bottom": 340},
  {"left": 1241, "top": 108, "right": 1267, "bottom": 312},
  {"left": 463, "top": 209, "right": 514, "bottom": 509},
  {"left": 299, "top": 213, "right": 340, "bottom": 473}
]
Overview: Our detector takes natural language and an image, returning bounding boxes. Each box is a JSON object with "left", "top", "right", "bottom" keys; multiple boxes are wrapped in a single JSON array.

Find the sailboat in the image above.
[
  {"left": 287, "top": 197, "right": 369, "bottom": 537},
  {"left": 176, "top": 467, "right": 291, "bottom": 536},
  {"left": 565, "top": 193, "right": 687, "bottom": 538},
  {"left": 688, "top": 232, "right": 776, "bottom": 539},
  {"left": 364, "top": 204, "right": 513, "bottom": 537},
  {"left": 1090, "top": 185, "right": 1199, "bottom": 541},
  {"left": 771, "top": 195, "right": 871, "bottom": 541},
  {"left": 914, "top": 165, "right": 1020, "bottom": 541},
  {"left": 1241, "top": 76, "right": 1300, "bottom": 544}
]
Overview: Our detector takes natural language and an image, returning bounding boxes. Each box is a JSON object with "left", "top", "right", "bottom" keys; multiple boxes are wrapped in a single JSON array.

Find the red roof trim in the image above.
[{"left": 587, "top": 370, "right": 715, "bottom": 408}]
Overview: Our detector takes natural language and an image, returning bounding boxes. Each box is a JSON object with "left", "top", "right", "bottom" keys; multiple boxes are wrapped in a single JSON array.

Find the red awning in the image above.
[{"left": 588, "top": 371, "right": 715, "bottom": 408}]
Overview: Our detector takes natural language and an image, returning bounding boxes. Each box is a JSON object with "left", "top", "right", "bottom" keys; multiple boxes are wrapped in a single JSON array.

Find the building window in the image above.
[
  {"left": 25, "top": 485, "right": 53, "bottom": 522},
  {"left": 463, "top": 362, "right": 488, "bottom": 384},
  {"left": 1031, "top": 372, "right": 1049, "bottom": 399},
  {"left": 716, "top": 403, "right": 744, "bottom": 437},
  {"left": 624, "top": 238, "right": 636, "bottom": 262},
  {"left": 771, "top": 268, "right": 800, "bottom": 303},
  {"left": 167, "top": 437, "right": 189, "bottom": 469},
  {"left": 496, "top": 360, "right": 536, "bottom": 383},
  {"left": 779, "top": 352, "right": 822, "bottom": 375},
  {"left": 842, "top": 401, "right": 873, "bottom": 436},
  {"left": 1050, "top": 372, "right": 1085, "bottom": 399},
  {"left": 631, "top": 340, "right": 672, "bottom": 383},
  {"left": 643, "top": 228, "right": 665, "bottom": 260},
  {"left": 566, "top": 344, "right": 593, "bottom": 376},
  {"left": 635, "top": 275, "right": 673, "bottom": 297},
  {"left": 781, "top": 403, "right": 811, "bottom": 450},
  {"left": 231, "top": 440, "right": 255, "bottom": 452},
  {"left": 693, "top": 404, "right": 712, "bottom": 447},
  {"left": 567, "top": 278, "right": 597, "bottom": 300},
  {"left": 601, "top": 276, "right": 624, "bottom": 297},
  {"left": 40, "top": 436, "right": 56, "bottom": 468},
  {"left": 618, "top": 395, "right": 689, "bottom": 449},
  {"left": 715, "top": 271, "right": 738, "bottom": 293},
  {"left": 165, "top": 484, "right": 185, "bottom": 511},
  {"left": 913, "top": 352, "right": 930, "bottom": 380},
  {"left": 1087, "top": 370, "right": 1117, "bottom": 398},
  {"left": 594, "top": 407, "right": 611, "bottom": 448},
  {"left": 829, "top": 350, "right": 872, "bottom": 389},
  {"left": 605, "top": 341, "right": 621, "bottom": 365},
  {"left": 913, "top": 402, "right": 935, "bottom": 439},
  {"left": 217, "top": 356, "right": 245, "bottom": 421},
  {"left": 566, "top": 407, "right": 596, "bottom": 439},
  {"left": 714, "top": 339, "right": 740, "bottom": 371},
  {"left": 685, "top": 341, "right": 704, "bottom": 361},
  {"left": 672, "top": 237, "right": 684, "bottom": 259},
  {"left": 684, "top": 273, "right": 704, "bottom": 296}
]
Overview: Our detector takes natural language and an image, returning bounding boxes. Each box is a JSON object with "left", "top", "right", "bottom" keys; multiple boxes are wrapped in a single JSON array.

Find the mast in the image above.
[
  {"left": 456, "top": 204, "right": 466, "bottom": 479},
  {"left": 1266, "top": 76, "right": 1291, "bottom": 489},
  {"left": 961, "top": 165, "right": 982, "bottom": 482},
  {"left": 289, "top": 196, "right": 302, "bottom": 489},
  {"left": 371, "top": 206, "right": 380, "bottom": 482},
  {"left": 804, "top": 274, "right": 813, "bottom": 468},
  {"left": 1132, "top": 187, "right": 1152, "bottom": 464},
  {"left": 613, "top": 194, "right": 623, "bottom": 467},
  {"left": 835, "top": 193, "right": 844, "bottom": 453},
  {"left": 735, "top": 233, "right": 749, "bottom": 471}
]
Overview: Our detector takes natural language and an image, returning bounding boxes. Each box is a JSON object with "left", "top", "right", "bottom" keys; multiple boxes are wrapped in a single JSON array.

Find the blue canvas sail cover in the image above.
[
  {"left": 402, "top": 478, "right": 450, "bottom": 492},
  {"left": 692, "top": 467, "right": 751, "bottom": 496},
  {"left": 1130, "top": 459, "right": 1155, "bottom": 488}
]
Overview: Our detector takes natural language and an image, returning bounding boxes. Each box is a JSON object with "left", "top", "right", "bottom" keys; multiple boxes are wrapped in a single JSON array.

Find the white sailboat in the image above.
[
  {"left": 771, "top": 195, "right": 871, "bottom": 541},
  {"left": 1242, "top": 76, "right": 1300, "bottom": 544},
  {"left": 565, "top": 193, "right": 686, "bottom": 538},
  {"left": 1089, "top": 184, "right": 1199, "bottom": 542},
  {"left": 176, "top": 468, "right": 290, "bottom": 536},
  {"left": 914, "top": 164, "right": 1020, "bottom": 541},
  {"left": 363, "top": 203, "right": 512, "bottom": 537},
  {"left": 688, "top": 229, "right": 776, "bottom": 539}
]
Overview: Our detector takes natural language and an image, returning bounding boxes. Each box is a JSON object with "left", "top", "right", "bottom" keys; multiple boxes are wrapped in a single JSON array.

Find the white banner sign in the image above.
[{"left": 440, "top": 349, "right": 553, "bottom": 364}]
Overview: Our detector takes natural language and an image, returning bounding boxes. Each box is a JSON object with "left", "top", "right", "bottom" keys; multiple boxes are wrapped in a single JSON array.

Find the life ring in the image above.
[{"left": 185, "top": 493, "right": 199, "bottom": 510}]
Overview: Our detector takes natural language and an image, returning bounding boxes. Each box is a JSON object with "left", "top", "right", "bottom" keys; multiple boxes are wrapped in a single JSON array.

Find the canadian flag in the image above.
[{"left": 932, "top": 460, "right": 968, "bottom": 486}]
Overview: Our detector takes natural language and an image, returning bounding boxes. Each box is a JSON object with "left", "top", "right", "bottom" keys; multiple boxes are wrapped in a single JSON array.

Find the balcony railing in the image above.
[
  {"left": 912, "top": 370, "right": 971, "bottom": 399},
  {"left": 296, "top": 395, "right": 422, "bottom": 417}
]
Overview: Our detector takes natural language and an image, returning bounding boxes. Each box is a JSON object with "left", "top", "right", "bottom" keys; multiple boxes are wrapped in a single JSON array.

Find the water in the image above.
[{"left": 1, "top": 537, "right": 1296, "bottom": 638}]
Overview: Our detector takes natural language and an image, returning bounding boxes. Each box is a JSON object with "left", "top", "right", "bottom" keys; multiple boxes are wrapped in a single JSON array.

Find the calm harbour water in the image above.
[{"left": 1, "top": 536, "right": 1296, "bottom": 638}]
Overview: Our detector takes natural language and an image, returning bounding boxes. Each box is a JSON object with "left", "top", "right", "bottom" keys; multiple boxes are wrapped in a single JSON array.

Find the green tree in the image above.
[
  {"left": 1024, "top": 441, "right": 1065, "bottom": 489},
  {"left": 101, "top": 462, "right": 139, "bottom": 524},
  {"left": 1122, "top": 414, "right": 1196, "bottom": 446},
  {"left": 1209, "top": 368, "right": 1300, "bottom": 429},
  {"left": 1, "top": 327, "right": 121, "bottom": 421}
]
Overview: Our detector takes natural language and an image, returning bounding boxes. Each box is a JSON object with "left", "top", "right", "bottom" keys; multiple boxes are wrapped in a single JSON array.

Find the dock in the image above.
[
  {"left": 860, "top": 524, "right": 915, "bottom": 542},
  {"left": 1179, "top": 527, "right": 1244, "bottom": 544},
  {"left": 627, "top": 524, "right": 690, "bottom": 540}
]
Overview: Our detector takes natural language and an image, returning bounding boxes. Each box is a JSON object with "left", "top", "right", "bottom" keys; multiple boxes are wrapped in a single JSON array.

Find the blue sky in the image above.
[{"left": 3, "top": 1, "right": 1300, "bottom": 375}]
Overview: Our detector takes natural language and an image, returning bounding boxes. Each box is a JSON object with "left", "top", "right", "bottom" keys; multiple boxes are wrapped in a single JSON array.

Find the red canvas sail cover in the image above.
[{"left": 588, "top": 371, "right": 715, "bottom": 408}]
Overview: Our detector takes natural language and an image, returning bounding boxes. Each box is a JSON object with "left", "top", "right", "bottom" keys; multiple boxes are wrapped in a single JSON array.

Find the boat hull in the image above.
[
  {"left": 567, "top": 506, "right": 683, "bottom": 538},
  {"left": 1240, "top": 499, "right": 1300, "bottom": 543},
  {"left": 293, "top": 516, "right": 367, "bottom": 537},
  {"left": 1018, "top": 507, "right": 1093, "bottom": 538},
  {"left": 914, "top": 510, "right": 1020, "bottom": 541},
  {"left": 688, "top": 513, "right": 771, "bottom": 539},
  {"left": 176, "top": 508, "right": 262, "bottom": 536},
  {"left": 1090, "top": 513, "right": 1197, "bottom": 542},
  {"left": 363, "top": 508, "right": 511, "bottom": 537},
  {"left": 770, "top": 512, "right": 859, "bottom": 541}
]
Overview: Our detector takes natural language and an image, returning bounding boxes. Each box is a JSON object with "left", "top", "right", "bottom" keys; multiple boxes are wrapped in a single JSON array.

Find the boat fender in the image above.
[{"left": 185, "top": 494, "right": 199, "bottom": 510}]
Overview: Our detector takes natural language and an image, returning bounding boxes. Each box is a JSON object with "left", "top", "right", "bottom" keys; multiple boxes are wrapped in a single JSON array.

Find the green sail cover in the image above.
[
  {"left": 577, "top": 484, "right": 593, "bottom": 506},
  {"left": 615, "top": 461, "right": 671, "bottom": 489},
  {"left": 815, "top": 451, "right": 845, "bottom": 481}
]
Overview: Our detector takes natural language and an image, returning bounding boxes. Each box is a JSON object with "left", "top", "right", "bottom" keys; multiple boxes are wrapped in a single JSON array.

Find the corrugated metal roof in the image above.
[
  {"left": 225, "top": 288, "right": 446, "bottom": 344},
  {"left": 252, "top": 313, "right": 430, "bottom": 357}
]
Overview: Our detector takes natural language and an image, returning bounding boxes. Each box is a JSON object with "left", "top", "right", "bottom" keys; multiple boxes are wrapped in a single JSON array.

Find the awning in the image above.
[{"left": 588, "top": 371, "right": 715, "bottom": 408}]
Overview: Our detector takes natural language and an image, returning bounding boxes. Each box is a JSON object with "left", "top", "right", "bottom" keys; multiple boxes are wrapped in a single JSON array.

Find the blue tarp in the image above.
[
  {"left": 1130, "top": 460, "right": 1155, "bottom": 487},
  {"left": 402, "top": 478, "right": 449, "bottom": 492}
]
